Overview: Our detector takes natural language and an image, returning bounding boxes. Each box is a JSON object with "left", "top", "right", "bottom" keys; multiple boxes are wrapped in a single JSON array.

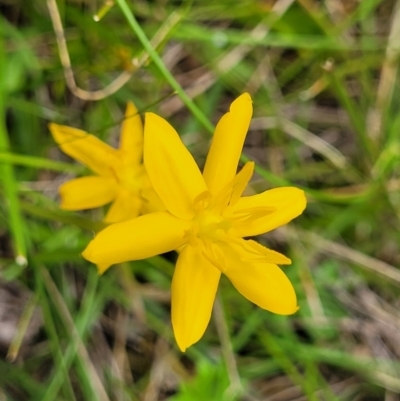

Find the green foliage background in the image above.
[{"left": 1, "top": 0, "right": 400, "bottom": 400}]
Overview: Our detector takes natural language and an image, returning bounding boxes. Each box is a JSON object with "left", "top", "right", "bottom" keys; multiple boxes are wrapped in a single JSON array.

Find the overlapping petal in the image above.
[
  {"left": 59, "top": 176, "right": 118, "bottom": 210},
  {"left": 203, "top": 93, "right": 253, "bottom": 195},
  {"left": 104, "top": 189, "right": 142, "bottom": 223},
  {"left": 119, "top": 101, "right": 143, "bottom": 168},
  {"left": 172, "top": 244, "right": 221, "bottom": 351},
  {"left": 82, "top": 212, "right": 191, "bottom": 267},
  {"left": 140, "top": 173, "right": 166, "bottom": 214},
  {"left": 234, "top": 238, "right": 291, "bottom": 265},
  {"left": 222, "top": 243, "right": 297, "bottom": 314},
  {"left": 228, "top": 187, "right": 306, "bottom": 237},
  {"left": 144, "top": 113, "right": 207, "bottom": 220},
  {"left": 49, "top": 123, "right": 119, "bottom": 177},
  {"left": 209, "top": 162, "right": 254, "bottom": 214}
]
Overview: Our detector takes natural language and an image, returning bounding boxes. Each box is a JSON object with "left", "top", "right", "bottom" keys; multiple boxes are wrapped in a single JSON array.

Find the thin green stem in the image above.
[
  {"left": 0, "top": 34, "right": 27, "bottom": 265},
  {"left": 115, "top": 0, "right": 214, "bottom": 133},
  {"left": 41, "top": 267, "right": 102, "bottom": 401},
  {"left": 0, "top": 152, "right": 83, "bottom": 173}
]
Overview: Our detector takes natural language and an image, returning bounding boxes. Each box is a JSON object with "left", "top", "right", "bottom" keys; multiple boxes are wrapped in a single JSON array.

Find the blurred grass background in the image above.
[{"left": 1, "top": 0, "right": 400, "bottom": 400}]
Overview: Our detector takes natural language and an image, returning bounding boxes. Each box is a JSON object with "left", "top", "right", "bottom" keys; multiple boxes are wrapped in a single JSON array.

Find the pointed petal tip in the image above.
[
  {"left": 279, "top": 255, "right": 292, "bottom": 265},
  {"left": 124, "top": 101, "right": 140, "bottom": 121},
  {"left": 126, "top": 100, "right": 138, "bottom": 112},
  {"left": 239, "top": 92, "right": 252, "bottom": 101},
  {"left": 144, "top": 112, "right": 160, "bottom": 122},
  {"left": 176, "top": 341, "right": 188, "bottom": 353},
  {"left": 48, "top": 122, "right": 65, "bottom": 142},
  {"left": 48, "top": 122, "right": 71, "bottom": 137},
  {"left": 82, "top": 244, "right": 111, "bottom": 274},
  {"left": 144, "top": 112, "right": 171, "bottom": 134},
  {"left": 277, "top": 304, "right": 299, "bottom": 316},
  {"left": 144, "top": 112, "right": 172, "bottom": 131},
  {"left": 291, "top": 188, "right": 307, "bottom": 216},
  {"left": 48, "top": 122, "right": 62, "bottom": 130},
  {"left": 232, "top": 92, "right": 252, "bottom": 108},
  {"left": 174, "top": 331, "right": 196, "bottom": 353},
  {"left": 264, "top": 299, "right": 298, "bottom": 316},
  {"left": 97, "top": 263, "right": 111, "bottom": 275},
  {"left": 81, "top": 243, "right": 94, "bottom": 263},
  {"left": 81, "top": 239, "right": 103, "bottom": 266},
  {"left": 293, "top": 187, "right": 307, "bottom": 201},
  {"left": 174, "top": 333, "right": 198, "bottom": 353},
  {"left": 239, "top": 239, "right": 292, "bottom": 265},
  {"left": 240, "top": 160, "right": 255, "bottom": 176}
]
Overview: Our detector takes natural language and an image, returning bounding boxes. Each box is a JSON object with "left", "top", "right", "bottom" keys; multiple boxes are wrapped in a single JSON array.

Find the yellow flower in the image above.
[
  {"left": 49, "top": 102, "right": 162, "bottom": 223},
  {"left": 82, "top": 93, "right": 307, "bottom": 351}
]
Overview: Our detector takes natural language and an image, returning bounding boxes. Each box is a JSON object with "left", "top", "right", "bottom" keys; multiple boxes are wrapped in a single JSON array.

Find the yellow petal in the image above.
[
  {"left": 59, "top": 176, "right": 118, "bottom": 210},
  {"left": 140, "top": 172, "right": 166, "bottom": 213},
  {"left": 211, "top": 161, "right": 254, "bottom": 213},
  {"left": 97, "top": 263, "right": 111, "bottom": 275},
  {"left": 233, "top": 238, "right": 292, "bottom": 265},
  {"left": 119, "top": 101, "right": 143, "bottom": 167},
  {"left": 104, "top": 189, "right": 142, "bottom": 223},
  {"left": 203, "top": 93, "right": 253, "bottom": 195},
  {"left": 172, "top": 244, "right": 221, "bottom": 351},
  {"left": 49, "top": 123, "right": 119, "bottom": 177},
  {"left": 222, "top": 243, "right": 298, "bottom": 314},
  {"left": 229, "top": 162, "right": 254, "bottom": 206},
  {"left": 229, "top": 187, "right": 306, "bottom": 237},
  {"left": 82, "top": 211, "right": 190, "bottom": 268},
  {"left": 144, "top": 113, "right": 207, "bottom": 219}
]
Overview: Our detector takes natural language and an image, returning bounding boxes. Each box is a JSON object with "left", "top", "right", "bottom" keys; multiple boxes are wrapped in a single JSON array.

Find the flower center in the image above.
[
  {"left": 196, "top": 209, "right": 232, "bottom": 241},
  {"left": 188, "top": 193, "right": 232, "bottom": 245}
]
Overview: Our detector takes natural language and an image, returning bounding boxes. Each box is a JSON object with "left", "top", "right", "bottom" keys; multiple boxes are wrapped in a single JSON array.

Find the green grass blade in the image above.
[
  {"left": 0, "top": 152, "right": 83, "bottom": 173},
  {"left": 115, "top": 0, "right": 214, "bottom": 133},
  {"left": 0, "top": 35, "right": 27, "bottom": 266}
]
